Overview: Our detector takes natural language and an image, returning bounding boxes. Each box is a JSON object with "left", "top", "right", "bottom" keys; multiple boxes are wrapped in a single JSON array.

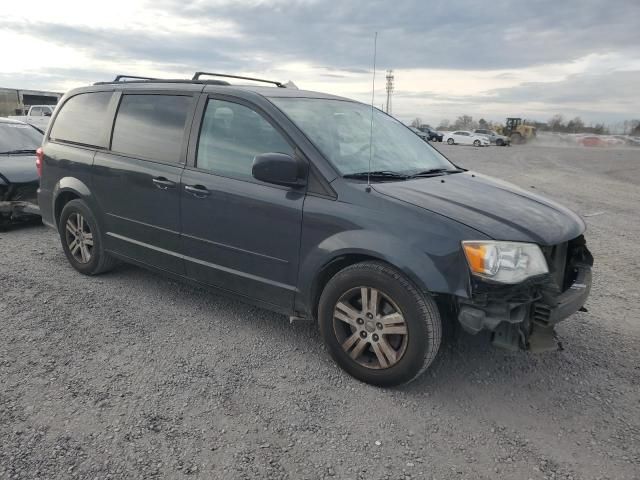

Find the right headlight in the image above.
[{"left": 462, "top": 241, "right": 549, "bottom": 284}]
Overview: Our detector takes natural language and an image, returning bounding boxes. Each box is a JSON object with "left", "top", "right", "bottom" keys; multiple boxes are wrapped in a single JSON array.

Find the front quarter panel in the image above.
[{"left": 295, "top": 183, "right": 487, "bottom": 316}]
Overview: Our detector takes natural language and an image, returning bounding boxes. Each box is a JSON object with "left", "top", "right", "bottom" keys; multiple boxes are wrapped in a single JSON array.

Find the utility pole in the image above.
[{"left": 385, "top": 69, "right": 394, "bottom": 115}]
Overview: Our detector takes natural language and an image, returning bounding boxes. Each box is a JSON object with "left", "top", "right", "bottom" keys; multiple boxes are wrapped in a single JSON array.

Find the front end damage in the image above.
[
  {"left": 457, "top": 236, "right": 593, "bottom": 352},
  {"left": 0, "top": 181, "right": 40, "bottom": 227}
]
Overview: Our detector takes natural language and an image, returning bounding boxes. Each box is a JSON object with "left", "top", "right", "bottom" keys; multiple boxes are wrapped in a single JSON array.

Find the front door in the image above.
[
  {"left": 93, "top": 92, "right": 195, "bottom": 273},
  {"left": 179, "top": 97, "right": 305, "bottom": 310}
]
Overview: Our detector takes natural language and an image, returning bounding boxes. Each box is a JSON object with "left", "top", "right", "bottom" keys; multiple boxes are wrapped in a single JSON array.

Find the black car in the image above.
[
  {"left": 418, "top": 125, "right": 443, "bottom": 142},
  {"left": 38, "top": 73, "right": 593, "bottom": 386},
  {"left": 0, "top": 118, "right": 42, "bottom": 227}
]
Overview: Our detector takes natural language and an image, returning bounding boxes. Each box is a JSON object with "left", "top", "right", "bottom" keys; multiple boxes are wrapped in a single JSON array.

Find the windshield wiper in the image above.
[
  {"left": 0, "top": 149, "right": 37, "bottom": 155},
  {"left": 408, "top": 167, "right": 465, "bottom": 178},
  {"left": 343, "top": 170, "right": 410, "bottom": 180}
]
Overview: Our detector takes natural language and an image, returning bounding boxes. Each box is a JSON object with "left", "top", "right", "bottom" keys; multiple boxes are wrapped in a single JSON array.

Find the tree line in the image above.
[{"left": 410, "top": 115, "right": 640, "bottom": 135}]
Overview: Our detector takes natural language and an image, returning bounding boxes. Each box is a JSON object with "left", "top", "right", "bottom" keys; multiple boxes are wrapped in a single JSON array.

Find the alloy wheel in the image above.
[
  {"left": 332, "top": 287, "right": 409, "bottom": 369},
  {"left": 65, "top": 212, "right": 93, "bottom": 263}
]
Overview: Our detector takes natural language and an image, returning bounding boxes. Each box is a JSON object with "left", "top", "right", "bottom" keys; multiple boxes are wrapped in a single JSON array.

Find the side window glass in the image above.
[
  {"left": 49, "top": 91, "right": 113, "bottom": 148},
  {"left": 111, "top": 94, "right": 191, "bottom": 163},
  {"left": 31, "top": 107, "right": 42, "bottom": 116},
  {"left": 196, "top": 99, "right": 293, "bottom": 180}
]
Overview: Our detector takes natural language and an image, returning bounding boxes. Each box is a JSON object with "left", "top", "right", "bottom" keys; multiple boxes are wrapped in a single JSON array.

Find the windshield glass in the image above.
[
  {"left": 270, "top": 98, "right": 454, "bottom": 176},
  {"left": 0, "top": 122, "right": 42, "bottom": 153}
]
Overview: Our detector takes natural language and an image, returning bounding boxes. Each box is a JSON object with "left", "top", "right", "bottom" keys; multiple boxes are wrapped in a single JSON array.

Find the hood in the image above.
[
  {"left": 0, "top": 154, "right": 38, "bottom": 184},
  {"left": 373, "top": 172, "right": 585, "bottom": 246}
]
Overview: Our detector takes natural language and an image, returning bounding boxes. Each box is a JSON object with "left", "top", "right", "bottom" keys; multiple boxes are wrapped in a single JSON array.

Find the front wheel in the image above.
[
  {"left": 318, "top": 261, "right": 442, "bottom": 387},
  {"left": 496, "top": 139, "right": 504, "bottom": 146},
  {"left": 473, "top": 139, "right": 481, "bottom": 147},
  {"left": 447, "top": 138, "right": 455, "bottom": 145}
]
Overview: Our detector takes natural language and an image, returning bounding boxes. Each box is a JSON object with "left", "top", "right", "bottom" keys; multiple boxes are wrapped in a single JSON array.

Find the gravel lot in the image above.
[{"left": 1, "top": 144, "right": 639, "bottom": 479}]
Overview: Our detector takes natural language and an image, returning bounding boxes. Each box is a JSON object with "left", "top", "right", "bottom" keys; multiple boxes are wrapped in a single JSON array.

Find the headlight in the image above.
[{"left": 462, "top": 241, "right": 548, "bottom": 284}]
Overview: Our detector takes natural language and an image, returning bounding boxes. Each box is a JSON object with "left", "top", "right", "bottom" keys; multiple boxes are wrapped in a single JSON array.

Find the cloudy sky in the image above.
[{"left": 1, "top": 0, "right": 639, "bottom": 127}]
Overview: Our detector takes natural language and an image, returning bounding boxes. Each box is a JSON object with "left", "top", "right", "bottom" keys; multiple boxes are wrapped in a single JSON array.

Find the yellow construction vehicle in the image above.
[{"left": 496, "top": 118, "right": 537, "bottom": 144}]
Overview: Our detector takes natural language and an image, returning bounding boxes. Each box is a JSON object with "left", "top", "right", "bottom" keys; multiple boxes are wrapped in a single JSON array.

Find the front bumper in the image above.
[
  {"left": 457, "top": 237, "right": 593, "bottom": 351},
  {"left": 0, "top": 200, "right": 41, "bottom": 223}
]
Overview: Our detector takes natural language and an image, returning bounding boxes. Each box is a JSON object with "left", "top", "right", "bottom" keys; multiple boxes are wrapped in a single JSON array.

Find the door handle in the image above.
[
  {"left": 152, "top": 177, "right": 176, "bottom": 189},
  {"left": 184, "top": 184, "right": 211, "bottom": 197}
]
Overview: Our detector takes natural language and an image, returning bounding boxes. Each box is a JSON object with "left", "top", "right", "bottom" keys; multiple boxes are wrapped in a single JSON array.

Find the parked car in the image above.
[
  {"left": 409, "top": 127, "right": 429, "bottom": 141},
  {"left": 473, "top": 129, "right": 511, "bottom": 146},
  {"left": 38, "top": 73, "right": 593, "bottom": 386},
  {"left": 578, "top": 136, "right": 605, "bottom": 147},
  {"left": 0, "top": 118, "right": 42, "bottom": 226},
  {"left": 443, "top": 131, "right": 490, "bottom": 146},
  {"left": 8, "top": 105, "right": 55, "bottom": 131},
  {"left": 418, "top": 126, "right": 444, "bottom": 142}
]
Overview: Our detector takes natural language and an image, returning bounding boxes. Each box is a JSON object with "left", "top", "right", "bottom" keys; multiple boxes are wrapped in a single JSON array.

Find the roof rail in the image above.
[
  {"left": 114, "top": 75, "right": 159, "bottom": 82},
  {"left": 192, "top": 72, "right": 285, "bottom": 88}
]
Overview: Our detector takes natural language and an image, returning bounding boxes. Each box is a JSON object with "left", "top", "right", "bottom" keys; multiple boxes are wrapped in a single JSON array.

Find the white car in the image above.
[
  {"left": 443, "top": 131, "right": 490, "bottom": 147},
  {"left": 8, "top": 105, "right": 55, "bottom": 131}
]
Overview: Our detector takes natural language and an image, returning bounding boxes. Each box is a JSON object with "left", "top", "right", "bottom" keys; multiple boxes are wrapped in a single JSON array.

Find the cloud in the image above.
[{"left": 0, "top": 0, "right": 638, "bottom": 124}]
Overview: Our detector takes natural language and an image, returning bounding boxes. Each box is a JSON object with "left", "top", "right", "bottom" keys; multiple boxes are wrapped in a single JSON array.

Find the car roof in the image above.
[{"left": 66, "top": 81, "right": 355, "bottom": 104}]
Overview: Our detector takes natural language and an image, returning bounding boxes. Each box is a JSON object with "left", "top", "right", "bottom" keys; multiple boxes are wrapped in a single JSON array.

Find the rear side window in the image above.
[
  {"left": 196, "top": 99, "right": 293, "bottom": 179},
  {"left": 49, "top": 92, "right": 113, "bottom": 147},
  {"left": 111, "top": 94, "right": 191, "bottom": 163}
]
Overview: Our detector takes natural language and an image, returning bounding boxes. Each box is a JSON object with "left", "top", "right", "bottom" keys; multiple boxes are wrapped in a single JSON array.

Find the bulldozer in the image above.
[{"left": 496, "top": 118, "right": 537, "bottom": 144}]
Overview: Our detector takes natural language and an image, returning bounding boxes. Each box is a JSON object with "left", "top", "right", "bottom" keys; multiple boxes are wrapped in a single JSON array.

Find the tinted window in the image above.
[
  {"left": 196, "top": 99, "right": 293, "bottom": 179},
  {"left": 49, "top": 92, "right": 113, "bottom": 147},
  {"left": 111, "top": 94, "right": 191, "bottom": 163},
  {"left": 0, "top": 122, "right": 43, "bottom": 152}
]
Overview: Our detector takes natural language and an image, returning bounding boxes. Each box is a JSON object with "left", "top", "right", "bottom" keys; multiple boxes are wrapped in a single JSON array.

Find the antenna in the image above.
[{"left": 367, "top": 32, "right": 378, "bottom": 192}]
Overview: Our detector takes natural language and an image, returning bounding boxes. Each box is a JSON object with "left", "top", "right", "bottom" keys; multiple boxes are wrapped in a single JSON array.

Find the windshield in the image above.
[
  {"left": 270, "top": 98, "right": 454, "bottom": 176},
  {"left": 0, "top": 122, "right": 42, "bottom": 153}
]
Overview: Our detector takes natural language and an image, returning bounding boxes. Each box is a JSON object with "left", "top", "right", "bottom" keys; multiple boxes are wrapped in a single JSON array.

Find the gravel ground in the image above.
[{"left": 1, "top": 144, "right": 639, "bottom": 480}]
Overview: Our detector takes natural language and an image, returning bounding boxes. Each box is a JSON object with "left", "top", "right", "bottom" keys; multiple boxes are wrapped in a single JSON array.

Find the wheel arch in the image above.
[
  {"left": 297, "top": 238, "right": 459, "bottom": 321},
  {"left": 52, "top": 177, "right": 96, "bottom": 228}
]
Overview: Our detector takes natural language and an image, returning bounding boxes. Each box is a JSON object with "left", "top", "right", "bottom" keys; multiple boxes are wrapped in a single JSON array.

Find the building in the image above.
[{"left": 0, "top": 87, "right": 63, "bottom": 117}]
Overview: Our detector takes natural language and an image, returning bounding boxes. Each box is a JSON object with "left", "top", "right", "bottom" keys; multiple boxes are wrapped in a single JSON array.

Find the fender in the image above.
[
  {"left": 51, "top": 177, "right": 103, "bottom": 227},
  {"left": 294, "top": 228, "right": 472, "bottom": 317}
]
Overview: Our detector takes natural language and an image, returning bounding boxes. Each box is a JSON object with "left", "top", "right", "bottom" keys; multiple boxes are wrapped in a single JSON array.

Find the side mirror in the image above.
[{"left": 252, "top": 153, "right": 307, "bottom": 187}]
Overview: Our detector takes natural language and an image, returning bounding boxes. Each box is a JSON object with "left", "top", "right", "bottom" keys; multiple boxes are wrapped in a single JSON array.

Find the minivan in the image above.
[{"left": 37, "top": 73, "right": 593, "bottom": 386}]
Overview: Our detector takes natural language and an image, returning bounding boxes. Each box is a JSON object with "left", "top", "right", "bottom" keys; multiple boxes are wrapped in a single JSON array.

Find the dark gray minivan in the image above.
[{"left": 37, "top": 73, "right": 593, "bottom": 386}]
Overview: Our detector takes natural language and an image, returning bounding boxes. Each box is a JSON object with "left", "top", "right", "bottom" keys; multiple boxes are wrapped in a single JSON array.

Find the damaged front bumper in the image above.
[
  {"left": 457, "top": 236, "right": 593, "bottom": 352},
  {"left": 0, "top": 200, "right": 41, "bottom": 224}
]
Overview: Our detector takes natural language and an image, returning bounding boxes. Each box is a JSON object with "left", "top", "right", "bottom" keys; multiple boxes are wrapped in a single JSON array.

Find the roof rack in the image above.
[
  {"left": 114, "top": 75, "right": 159, "bottom": 82},
  {"left": 192, "top": 72, "right": 285, "bottom": 88}
]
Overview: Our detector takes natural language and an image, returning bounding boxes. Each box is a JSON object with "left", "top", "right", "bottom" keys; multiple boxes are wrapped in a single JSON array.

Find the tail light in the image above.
[{"left": 36, "top": 147, "right": 44, "bottom": 177}]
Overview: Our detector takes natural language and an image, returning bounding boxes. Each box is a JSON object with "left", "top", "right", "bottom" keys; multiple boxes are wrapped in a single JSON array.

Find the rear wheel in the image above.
[
  {"left": 496, "top": 139, "right": 504, "bottom": 146},
  {"left": 59, "top": 199, "right": 117, "bottom": 275},
  {"left": 447, "top": 138, "right": 455, "bottom": 145},
  {"left": 318, "top": 261, "right": 441, "bottom": 387},
  {"left": 511, "top": 133, "right": 523, "bottom": 144}
]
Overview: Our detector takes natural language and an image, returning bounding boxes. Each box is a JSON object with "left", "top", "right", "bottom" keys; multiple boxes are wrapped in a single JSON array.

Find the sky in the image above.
[{"left": 1, "top": 0, "right": 639, "bottom": 128}]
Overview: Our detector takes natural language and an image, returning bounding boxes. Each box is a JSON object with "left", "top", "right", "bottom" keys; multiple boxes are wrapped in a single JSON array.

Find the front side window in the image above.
[
  {"left": 270, "top": 98, "right": 453, "bottom": 176},
  {"left": 49, "top": 92, "right": 113, "bottom": 148},
  {"left": 196, "top": 99, "right": 293, "bottom": 179},
  {"left": 111, "top": 94, "right": 191, "bottom": 163},
  {"left": 30, "top": 107, "right": 43, "bottom": 116}
]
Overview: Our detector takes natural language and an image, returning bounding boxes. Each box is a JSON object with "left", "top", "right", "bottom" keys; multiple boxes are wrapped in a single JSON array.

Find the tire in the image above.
[
  {"left": 318, "top": 261, "right": 442, "bottom": 387},
  {"left": 58, "top": 199, "right": 118, "bottom": 275},
  {"left": 496, "top": 139, "right": 504, "bottom": 146},
  {"left": 447, "top": 138, "right": 454, "bottom": 145},
  {"left": 473, "top": 139, "right": 481, "bottom": 147},
  {"left": 511, "top": 133, "right": 523, "bottom": 144}
]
